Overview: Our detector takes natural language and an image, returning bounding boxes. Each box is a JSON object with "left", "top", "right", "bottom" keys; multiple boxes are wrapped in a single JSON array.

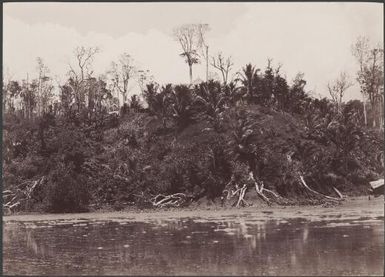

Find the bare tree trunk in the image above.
[
  {"left": 206, "top": 46, "right": 209, "bottom": 82},
  {"left": 373, "top": 115, "right": 376, "bottom": 128},
  {"left": 189, "top": 64, "right": 193, "bottom": 84},
  {"left": 363, "top": 96, "right": 368, "bottom": 126},
  {"left": 123, "top": 92, "right": 127, "bottom": 104},
  {"left": 378, "top": 100, "right": 383, "bottom": 130}
]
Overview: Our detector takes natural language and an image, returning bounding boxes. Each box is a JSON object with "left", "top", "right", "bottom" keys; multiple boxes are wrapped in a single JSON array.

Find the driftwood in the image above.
[
  {"left": 3, "top": 176, "right": 45, "bottom": 214},
  {"left": 299, "top": 175, "right": 343, "bottom": 201},
  {"left": 151, "top": 193, "right": 187, "bottom": 208}
]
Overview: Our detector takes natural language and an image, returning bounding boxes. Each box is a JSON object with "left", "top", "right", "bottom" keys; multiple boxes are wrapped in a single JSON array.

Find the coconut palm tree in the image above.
[
  {"left": 169, "top": 85, "right": 195, "bottom": 129},
  {"left": 144, "top": 83, "right": 173, "bottom": 128},
  {"left": 236, "top": 64, "right": 260, "bottom": 103},
  {"left": 194, "top": 80, "right": 227, "bottom": 131}
]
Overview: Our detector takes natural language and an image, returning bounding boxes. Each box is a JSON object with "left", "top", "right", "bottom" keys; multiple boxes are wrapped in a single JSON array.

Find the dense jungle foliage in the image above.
[{"left": 2, "top": 61, "right": 384, "bottom": 213}]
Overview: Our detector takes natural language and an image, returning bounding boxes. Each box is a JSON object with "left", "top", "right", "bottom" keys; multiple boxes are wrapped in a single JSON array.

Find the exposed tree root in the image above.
[
  {"left": 299, "top": 175, "right": 343, "bottom": 202},
  {"left": 333, "top": 187, "right": 344, "bottom": 199},
  {"left": 263, "top": 188, "right": 281, "bottom": 198},
  {"left": 248, "top": 172, "right": 281, "bottom": 205},
  {"left": 254, "top": 181, "right": 271, "bottom": 205},
  {"left": 235, "top": 184, "right": 248, "bottom": 208},
  {"left": 222, "top": 172, "right": 283, "bottom": 207}
]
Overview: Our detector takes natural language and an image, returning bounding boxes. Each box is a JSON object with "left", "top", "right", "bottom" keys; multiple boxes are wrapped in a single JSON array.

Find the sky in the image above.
[{"left": 3, "top": 2, "right": 384, "bottom": 100}]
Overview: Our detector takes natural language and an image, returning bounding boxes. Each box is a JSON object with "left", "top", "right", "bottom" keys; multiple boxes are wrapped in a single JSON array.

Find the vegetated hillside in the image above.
[{"left": 3, "top": 98, "right": 383, "bottom": 213}]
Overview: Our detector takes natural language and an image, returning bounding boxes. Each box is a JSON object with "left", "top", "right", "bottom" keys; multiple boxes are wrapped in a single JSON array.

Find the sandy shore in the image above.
[{"left": 3, "top": 196, "right": 383, "bottom": 223}]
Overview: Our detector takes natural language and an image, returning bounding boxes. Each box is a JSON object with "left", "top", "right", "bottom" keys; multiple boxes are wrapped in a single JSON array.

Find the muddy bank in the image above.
[{"left": 4, "top": 195, "right": 383, "bottom": 223}]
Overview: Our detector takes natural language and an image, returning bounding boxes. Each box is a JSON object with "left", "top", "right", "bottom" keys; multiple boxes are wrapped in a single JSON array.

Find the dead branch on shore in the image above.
[
  {"left": 299, "top": 175, "right": 343, "bottom": 202},
  {"left": 151, "top": 193, "right": 188, "bottom": 208},
  {"left": 3, "top": 176, "right": 46, "bottom": 214}
]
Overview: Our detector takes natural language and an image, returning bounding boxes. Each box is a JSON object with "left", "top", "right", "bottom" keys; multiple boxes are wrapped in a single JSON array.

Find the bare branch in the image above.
[{"left": 211, "top": 52, "right": 234, "bottom": 85}]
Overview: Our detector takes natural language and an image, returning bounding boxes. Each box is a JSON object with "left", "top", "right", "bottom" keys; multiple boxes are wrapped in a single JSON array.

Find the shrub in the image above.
[{"left": 43, "top": 163, "right": 90, "bottom": 213}]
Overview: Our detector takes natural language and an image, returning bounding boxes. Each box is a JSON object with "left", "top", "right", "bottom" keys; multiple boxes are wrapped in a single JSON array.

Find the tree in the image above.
[
  {"left": 129, "top": 94, "right": 143, "bottom": 113},
  {"left": 194, "top": 80, "right": 227, "bottom": 131},
  {"left": 68, "top": 46, "right": 100, "bottom": 111},
  {"left": 2, "top": 69, "right": 15, "bottom": 114},
  {"left": 228, "top": 109, "right": 258, "bottom": 172},
  {"left": 352, "top": 36, "right": 384, "bottom": 128},
  {"left": 273, "top": 70, "right": 290, "bottom": 111},
  {"left": 196, "top": 24, "right": 210, "bottom": 82},
  {"left": 327, "top": 72, "right": 353, "bottom": 114},
  {"left": 173, "top": 24, "right": 201, "bottom": 84},
  {"left": 109, "top": 53, "right": 136, "bottom": 105},
  {"left": 222, "top": 81, "right": 243, "bottom": 106},
  {"left": 287, "top": 73, "right": 309, "bottom": 114},
  {"left": 237, "top": 63, "right": 260, "bottom": 103},
  {"left": 211, "top": 53, "right": 234, "bottom": 85},
  {"left": 169, "top": 85, "right": 195, "bottom": 129},
  {"left": 137, "top": 69, "right": 154, "bottom": 94},
  {"left": 20, "top": 78, "right": 38, "bottom": 119},
  {"left": 3, "top": 80, "right": 21, "bottom": 114},
  {"left": 35, "top": 58, "right": 54, "bottom": 116},
  {"left": 261, "top": 59, "right": 275, "bottom": 106},
  {"left": 143, "top": 83, "right": 172, "bottom": 128},
  {"left": 351, "top": 36, "right": 369, "bottom": 125},
  {"left": 86, "top": 77, "right": 112, "bottom": 114},
  {"left": 71, "top": 46, "right": 99, "bottom": 81},
  {"left": 59, "top": 83, "right": 74, "bottom": 116}
]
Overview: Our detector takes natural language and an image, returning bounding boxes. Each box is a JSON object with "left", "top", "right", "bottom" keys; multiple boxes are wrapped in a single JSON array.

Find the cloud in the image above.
[
  {"left": 3, "top": 15, "right": 191, "bottom": 86},
  {"left": 209, "top": 3, "right": 383, "bottom": 99},
  {"left": 3, "top": 2, "right": 383, "bottom": 101}
]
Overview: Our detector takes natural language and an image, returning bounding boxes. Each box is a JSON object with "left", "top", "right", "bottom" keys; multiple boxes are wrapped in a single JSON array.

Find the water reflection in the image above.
[{"left": 3, "top": 214, "right": 384, "bottom": 276}]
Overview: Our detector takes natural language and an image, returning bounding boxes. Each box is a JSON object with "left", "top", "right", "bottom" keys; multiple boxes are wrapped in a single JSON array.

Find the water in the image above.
[{"left": 3, "top": 212, "right": 384, "bottom": 276}]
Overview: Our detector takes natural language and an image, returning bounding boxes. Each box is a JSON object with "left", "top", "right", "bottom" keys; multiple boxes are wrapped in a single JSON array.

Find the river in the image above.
[{"left": 3, "top": 197, "right": 384, "bottom": 276}]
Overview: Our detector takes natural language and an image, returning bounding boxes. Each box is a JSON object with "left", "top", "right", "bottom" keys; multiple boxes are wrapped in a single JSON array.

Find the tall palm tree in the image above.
[
  {"left": 194, "top": 80, "right": 227, "bottom": 131},
  {"left": 236, "top": 64, "right": 260, "bottom": 102},
  {"left": 144, "top": 84, "right": 173, "bottom": 128},
  {"left": 223, "top": 81, "right": 243, "bottom": 106},
  {"left": 228, "top": 109, "right": 258, "bottom": 172},
  {"left": 169, "top": 85, "right": 195, "bottom": 129}
]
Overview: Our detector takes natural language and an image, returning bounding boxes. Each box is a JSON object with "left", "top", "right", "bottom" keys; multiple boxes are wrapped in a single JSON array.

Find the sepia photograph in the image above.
[{"left": 2, "top": 1, "right": 384, "bottom": 276}]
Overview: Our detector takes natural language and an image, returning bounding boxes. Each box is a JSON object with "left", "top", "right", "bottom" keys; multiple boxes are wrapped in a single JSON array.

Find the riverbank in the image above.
[{"left": 4, "top": 195, "right": 383, "bottom": 223}]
